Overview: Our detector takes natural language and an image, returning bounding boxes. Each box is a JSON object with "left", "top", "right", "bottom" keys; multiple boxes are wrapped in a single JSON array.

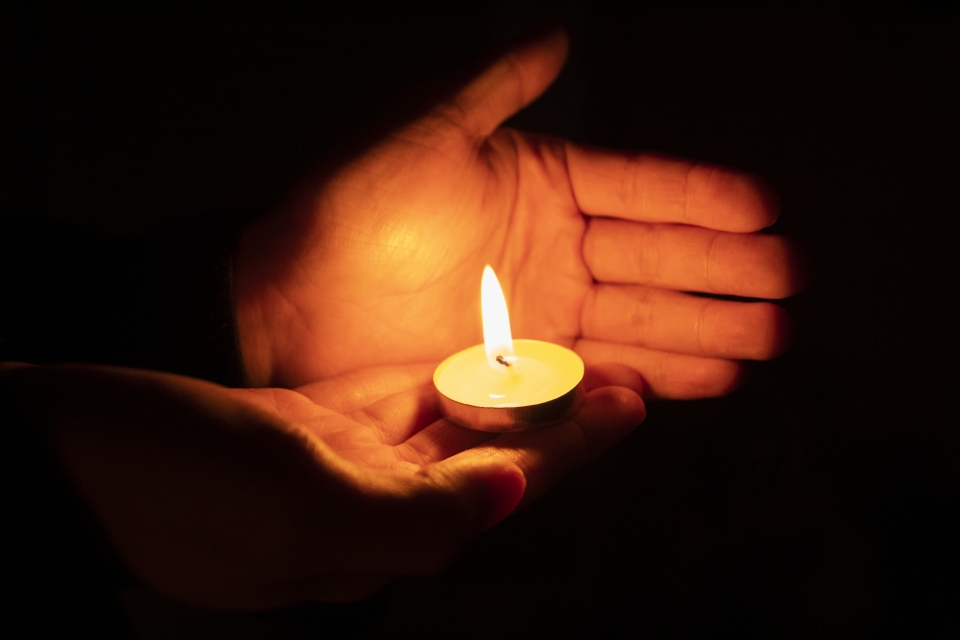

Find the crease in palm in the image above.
[
  {"left": 238, "top": 28, "right": 801, "bottom": 399},
  {"left": 285, "top": 129, "right": 590, "bottom": 384}
]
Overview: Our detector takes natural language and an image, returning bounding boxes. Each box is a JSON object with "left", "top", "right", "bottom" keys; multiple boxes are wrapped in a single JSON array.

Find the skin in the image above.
[
  {"left": 3, "top": 28, "right": 805, "bottom": 610},
  {"left": 235, "top": 28, "right": 803, "bottom": 397},
  {"left": 1, "top": 361, "right": 644, "bottom": 609}
]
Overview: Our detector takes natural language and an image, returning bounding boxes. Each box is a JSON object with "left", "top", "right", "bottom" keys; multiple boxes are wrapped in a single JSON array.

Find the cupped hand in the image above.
[
  {"left": 1, "top": 361, "right": 643, "bottom": 609},
  {"left": 236, "top": 28, "right": 805, "bottom": 394}
]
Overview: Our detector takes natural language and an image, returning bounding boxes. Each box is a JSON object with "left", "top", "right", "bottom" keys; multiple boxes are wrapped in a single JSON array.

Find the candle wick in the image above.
[{"left": 496, "top": 355, "right": 512, "bottom": 368}]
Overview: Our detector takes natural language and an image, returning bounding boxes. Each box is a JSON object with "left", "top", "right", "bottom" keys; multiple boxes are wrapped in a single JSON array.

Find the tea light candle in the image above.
[{"left": 433, "top": 266, "right": 584, "bottom": 432}]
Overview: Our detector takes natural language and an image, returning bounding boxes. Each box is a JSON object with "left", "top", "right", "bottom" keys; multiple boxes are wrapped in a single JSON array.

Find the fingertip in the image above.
[
  {"left": 482, "top": 465, "right": 527, "bottom": 529},
  {"left": 609, "top": 387, "right": 646, "bottom": 427},
  {"left": 439, "top": 23, "right": 570, "bottom": 140},
  {"left": 724, "top": 361, "right": 750, "bottom": 395},
  {"left": 513, "top": 20, "right": 570, "bottom": 61},
  {"left": 489, "top": 21, "right": 570, "bottom": 112},
  {"left": 581, "top": 385, "right": 646, "bottom": 430},
  {"left": 783, "top": 236, "right": 814, "bottom": 295},
  {"left": 655, "top": 358, "right": 747, "bottom": 400},
  {"left": 691, "top": 167, "right": 781, "bottom": 232},
  {"left": 729, "top": 173, "right": 780, "bottom": 232},
  {"left": 540, "top": 22, "right": 571, "bottom": 61},
  {"left": 613, "top": 387, "right": 646, "bottom": 424},
  {"left": 765, "top": 303, "right": 796, "bottom": 359},
  {"left": 764, "top": 236, "right": 813, "bottom": 299},
  {"left": 512, "top": 23, "right": 570, "bottom": 100},
  {"left": 753, "top": 175, "right": 781, "bottom": 229}
]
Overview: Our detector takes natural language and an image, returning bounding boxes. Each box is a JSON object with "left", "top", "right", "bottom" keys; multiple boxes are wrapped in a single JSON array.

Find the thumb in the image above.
[
  {"left": 448, "top": 461, "right": 527, "bottom": 530},
  {"left": 378, "top": 462, "right": 526, "bottom": 576},
  {"left": 431, "top": 25, "right": 569, "bottom": 140}
]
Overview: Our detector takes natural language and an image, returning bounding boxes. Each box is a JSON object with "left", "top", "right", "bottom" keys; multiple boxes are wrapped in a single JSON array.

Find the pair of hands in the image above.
[{"left": 5, "top": 29, "right": 803, "bottom": 609}]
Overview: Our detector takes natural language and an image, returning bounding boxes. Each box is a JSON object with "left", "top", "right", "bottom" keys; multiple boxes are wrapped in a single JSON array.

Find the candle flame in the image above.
[{"left": 481, "top": 265, "right": 515, "bottom": 371}]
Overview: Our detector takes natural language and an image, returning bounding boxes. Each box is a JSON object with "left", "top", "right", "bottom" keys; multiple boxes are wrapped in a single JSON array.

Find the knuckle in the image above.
[
  {"left": 581, "top": 286, "right": 602, "bottom": 336},
  {"left": 641, "top": 223, "right": 663, "bottom": 283},
  {"left": 628, "top": 287, "right": 656, "bottom": 335},
  {"left": 695, "top": 298, "right": 715, "bottom": 357},
  {"left": 702, "top": 230, "right": 728, "bottom": 293},
  {"left": 583, "top": 218, "right": 611, "bottom": 278}
]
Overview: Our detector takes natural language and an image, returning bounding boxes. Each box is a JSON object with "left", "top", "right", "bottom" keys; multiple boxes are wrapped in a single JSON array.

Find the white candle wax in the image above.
[
  {"left": 433, "top": 264, "right": 584, "bottom": 431},
  {"left": 434, "top": 339, "right": 583, "bottom": 408}
]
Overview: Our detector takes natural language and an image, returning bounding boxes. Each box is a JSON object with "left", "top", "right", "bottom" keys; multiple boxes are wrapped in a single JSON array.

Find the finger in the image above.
[
  {"left": 394, "top": 419, "right": 497, "bottom": 466},
  {"left": 583, "top": 219, "right": 807, "bottom": 299},
  {"left": 442, "top": 385, "right": 644, "bottom": 510},
  {"left": 295, "top": 381, "right": 443, "bottom": 453},
  {"left": 296, "top": 364, "right": 435, "bottom": 414},
  {"left": 566, "top": 145, "right": 779, "bottom": 231},
  {"left": 581, "top": 362, "right": 647, "bottom": 395},
  {"left": 376, "top": 363, "right": 647, "bottom": 467},
  {"left": 581, "top": 284, "right": 794, "bottom": 360},
  {"left": 351, "top": 463, "right": 527, "bottom": 576},
  {"left": 428, "top": 26, "right": 569, "bottom": 140},
  {"left": 575, "top": 339, "right": 746, "bottom": 400},
  {"left": 347, "top": 383, "right": 443, "bottom": 445},
  {"left": 327, "top": 413, "right": 494, "bottom": 470},
  {"left": 340, "top": 419, "right": 499, "bottom": 473}
]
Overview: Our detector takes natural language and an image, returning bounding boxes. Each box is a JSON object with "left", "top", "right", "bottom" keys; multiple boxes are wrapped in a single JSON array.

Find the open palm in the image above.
[
  {"left": 2, "top": 360, "right": 643, "bottom": 608},
  {"left": 236, "top": 29, "right": 803, "bottom": 394}
]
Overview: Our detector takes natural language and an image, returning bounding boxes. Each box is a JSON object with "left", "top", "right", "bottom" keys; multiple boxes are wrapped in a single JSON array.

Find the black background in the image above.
[{"left": 3, "top": 1, "right": 958, "bottom": 637}]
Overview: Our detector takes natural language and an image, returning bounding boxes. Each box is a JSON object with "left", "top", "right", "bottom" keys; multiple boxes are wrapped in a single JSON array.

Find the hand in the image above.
[
  {"left": 1, "top": 361, "right": 643, "bottom": 609},
  {"left": 236, "top": 28, "right": 805, "bottom": 393}
]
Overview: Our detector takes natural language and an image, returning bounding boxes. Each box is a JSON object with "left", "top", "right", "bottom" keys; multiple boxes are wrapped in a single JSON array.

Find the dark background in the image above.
[{"left": 3, "top": 1, "right": 958, "bottom": 637}]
